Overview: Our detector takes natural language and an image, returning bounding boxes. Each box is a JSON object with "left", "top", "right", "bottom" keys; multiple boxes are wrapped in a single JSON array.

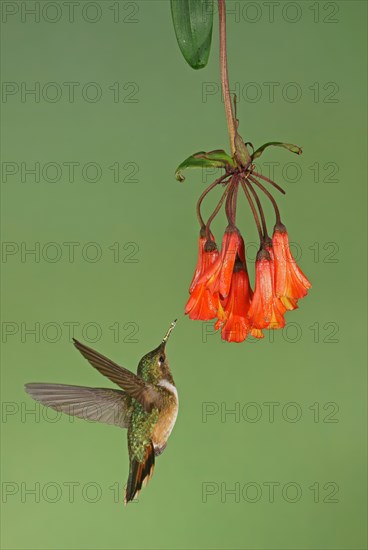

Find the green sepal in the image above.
[
  {"left": 252, "top": 142, "right": 303, "bottom": 160},
  {"left": 175, "top": 150, "right": 235, "bottom": 181},
  {"left": 170, "top": 0, "right": 214, "bottom": 70}
]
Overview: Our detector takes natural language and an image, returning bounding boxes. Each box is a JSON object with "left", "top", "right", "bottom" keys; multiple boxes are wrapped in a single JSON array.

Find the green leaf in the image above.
[
  {"left": 175, "top": 150, "right": 235, "bottom": 181},
  {"left": 252, "top": 142, "right": 303, "bottom": 160},
  {"left": 171, "top": 0, "right": 214, "bottom": 70}
]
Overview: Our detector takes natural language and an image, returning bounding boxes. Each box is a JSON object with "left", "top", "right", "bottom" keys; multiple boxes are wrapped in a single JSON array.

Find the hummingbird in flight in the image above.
[{"left": 25, "top": 320, "right": 178, "bottom": 504}]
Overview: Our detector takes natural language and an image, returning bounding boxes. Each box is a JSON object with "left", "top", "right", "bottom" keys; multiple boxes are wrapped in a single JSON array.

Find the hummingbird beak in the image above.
[{"left": 162, "top": 319, "right": 177, "bottom": 347}]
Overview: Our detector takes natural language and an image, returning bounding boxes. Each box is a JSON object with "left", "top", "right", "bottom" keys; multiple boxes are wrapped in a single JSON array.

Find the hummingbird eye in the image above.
[{"left": 159, "top": 355, "right": 165, "bottom": 364}]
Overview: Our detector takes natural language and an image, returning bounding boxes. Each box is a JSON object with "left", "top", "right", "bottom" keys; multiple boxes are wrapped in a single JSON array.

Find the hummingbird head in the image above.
[{"left": 137, "top": 320, "right": 177, "bottom": 384}]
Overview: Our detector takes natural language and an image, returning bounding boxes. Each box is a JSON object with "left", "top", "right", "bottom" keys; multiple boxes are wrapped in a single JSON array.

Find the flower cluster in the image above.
[{"left": 185, "top": 166, "right": 311, "bottom": 342}]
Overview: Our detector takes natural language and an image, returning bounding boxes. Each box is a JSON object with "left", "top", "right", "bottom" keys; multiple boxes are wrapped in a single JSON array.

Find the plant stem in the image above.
[
  {"left": 240, "top": 178, "right": 263, "bottom": 242},
  {"left": 248, "top": 175, "right": 281, "bottom": 225},
  {"left": 232, "top": 176, "right": 239, "bottom": 224},
  {"left": 205, "top": 184, "right": 230, "bottom": 241},
  {"left": 196, "top": 173, "right": 230, "bottom": 228},
  {"left": 218, "top": 0, "right": 236, "bottom": 156},
  {"left": 245, "top": 179, "right": 268, "bottom": 239},
  {"left": 252, "top": 171, "right": 286, "bottom": 195},
  {"left": 225, "top": 177, "right": 236, "bottom": 225}
]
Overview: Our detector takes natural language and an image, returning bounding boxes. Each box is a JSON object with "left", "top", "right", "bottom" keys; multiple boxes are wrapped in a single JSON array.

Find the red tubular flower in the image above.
[
  {"left": 189, "top": 230, "right": 218, "bottom": 292},
  {"left": 272, "top": 223, "right": 312, "bottom": 310},
  {"left": 247, "top": 249, "right": 286, "bottom": 330},
  {"left": 185, "top": 232, "right": 220, "bottom": 320},
  {"left": 185, "top": 283, "right": 219, "bottom": 320},
  {"left": 215, "top": 259, "right": 252, "bottom": 342},
  {"left": 198, "top": 226, "right": 244, "bottom": 300},
  {"left": 183, "top": 151, "right": 311, "bottom": 342}
]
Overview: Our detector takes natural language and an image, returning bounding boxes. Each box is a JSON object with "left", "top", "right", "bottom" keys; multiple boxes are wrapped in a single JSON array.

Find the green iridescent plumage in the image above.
[{"left": 24, "top": 321, "right": 178, "bottom": 505}]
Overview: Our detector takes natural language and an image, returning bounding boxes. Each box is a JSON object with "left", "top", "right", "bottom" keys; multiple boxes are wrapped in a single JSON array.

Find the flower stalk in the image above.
[
  {"left": 177, "top": 0, "right": 311, "bottom": 342},
  {"left": 218, "top": 0, "right": 251, "bottom": 168},
  {"left": 218, "top": 0, "right": 236, "bottom": 156}
]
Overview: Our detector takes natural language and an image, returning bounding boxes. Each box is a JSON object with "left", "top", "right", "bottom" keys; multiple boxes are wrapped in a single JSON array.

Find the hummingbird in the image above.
[{"left": 25, "top": 320, "right": 178, "bottom": 504}]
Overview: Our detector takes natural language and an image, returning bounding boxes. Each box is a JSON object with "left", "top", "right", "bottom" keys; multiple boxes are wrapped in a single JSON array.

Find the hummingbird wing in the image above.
[
  {"left": 72, "top": 339, "right": 162, "bottom": 413},
  {"left": 25, "top": 383, "right": 132, "bottom": 428}
]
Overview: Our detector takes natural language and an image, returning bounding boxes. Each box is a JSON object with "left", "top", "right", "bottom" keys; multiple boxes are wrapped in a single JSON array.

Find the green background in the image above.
[{"left": 1, "top": 1, "right": 367, "bottom": 549}]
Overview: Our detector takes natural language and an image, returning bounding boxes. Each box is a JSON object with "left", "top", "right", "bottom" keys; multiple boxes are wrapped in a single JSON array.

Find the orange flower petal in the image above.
[
  {"left": 272, "top": 224, "right": 311, "bottom": 308},
  {"left": 219, "top": 267, "right": 252, "bottom": 342},
  {"left": 248, "top": 250, "right": 286, "bottom": 330},
  {"left": 250, "top": 328, "right": 264, "bottom": 339},
  {"left": 199, "top": 227, "right": 243, "bottom": 300},
  {"left": 189, "top": 232, "right": 218, "bottom": 292},
  {"left": 185, "top": 284, "right": 219, "bottom": 321}
]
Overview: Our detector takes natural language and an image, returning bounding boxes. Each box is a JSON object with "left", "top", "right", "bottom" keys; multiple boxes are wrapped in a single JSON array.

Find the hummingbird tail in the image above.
[{"left": 124, "top": 442, "right": 155, "bottom": 504}]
